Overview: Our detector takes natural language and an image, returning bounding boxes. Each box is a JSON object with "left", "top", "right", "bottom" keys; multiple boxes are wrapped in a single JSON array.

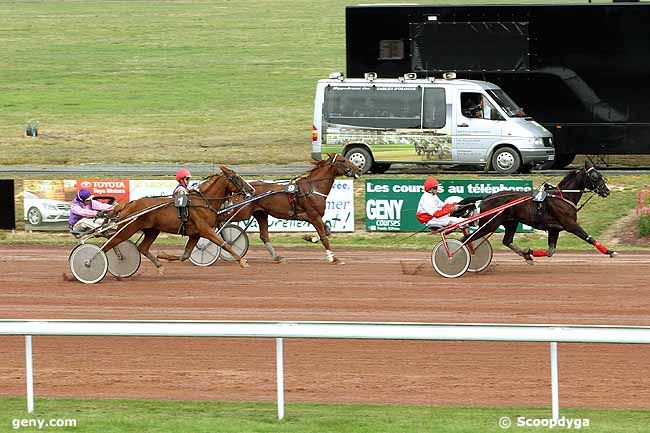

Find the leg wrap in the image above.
[
  {"left": 531, "top": 249, "right": 549, "bottom": 257},
  {"left": 592, "top": 240, "right": 609, "bottom": 254}
]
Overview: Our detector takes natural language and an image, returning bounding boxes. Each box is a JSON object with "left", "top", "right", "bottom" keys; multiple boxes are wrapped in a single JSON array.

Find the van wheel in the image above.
[
  {"left": 491, "top": 148, "right": 521, "bottom": 174},
  {"left": 345, "top": 147, "right": 373, "bottom": 174},
  {"left": 371, "top": 163, "right": 391, "bottom": 174}
]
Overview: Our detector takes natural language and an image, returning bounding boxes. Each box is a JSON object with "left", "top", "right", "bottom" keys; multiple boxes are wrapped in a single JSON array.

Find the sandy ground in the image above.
[{"left": 1, "top": 246, "right": 649, "bottom": 408}]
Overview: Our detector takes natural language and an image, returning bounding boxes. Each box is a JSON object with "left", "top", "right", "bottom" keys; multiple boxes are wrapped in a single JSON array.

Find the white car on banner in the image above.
[{"left": 23, "top": 191, "right": 70, "bottom": 226}]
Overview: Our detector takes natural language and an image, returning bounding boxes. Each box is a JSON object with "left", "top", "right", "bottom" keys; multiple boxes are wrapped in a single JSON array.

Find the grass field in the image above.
[
  {"left": 1, "top": 397, "right": 650, "bottom": 433},
  {"left": 0, "top": 0, "right": 630, "bottom": 166}
]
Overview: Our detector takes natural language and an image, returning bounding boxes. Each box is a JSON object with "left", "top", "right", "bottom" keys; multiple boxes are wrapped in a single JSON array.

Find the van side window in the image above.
[
  {"left": 423, "top": 88, "right": 446, "bottom": 128},
  {"left": 324, "top": 86, "right": 422, "bottom": 129},
  {"left": 461, "top": 92, "right": 504, "bottom": 120}
]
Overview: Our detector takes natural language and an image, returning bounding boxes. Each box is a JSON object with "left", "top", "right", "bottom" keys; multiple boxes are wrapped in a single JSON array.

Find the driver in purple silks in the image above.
[{"left": 69, "top": 188, "right": 114, "bottom": 234}]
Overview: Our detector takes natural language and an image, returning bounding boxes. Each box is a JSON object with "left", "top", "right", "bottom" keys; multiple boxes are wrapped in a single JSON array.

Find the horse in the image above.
[
  {"left": 104, "top": 165, "right": 255, "bottom": 274},
  {"left": 224, "top": 153, "right": 361, "bottom": 264},
  {"left": 453, "top": 160, "right": 617, "bottom": 263}
]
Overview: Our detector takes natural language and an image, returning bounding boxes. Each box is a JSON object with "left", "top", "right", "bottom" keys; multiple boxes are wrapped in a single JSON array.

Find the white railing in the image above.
[{"left": 3, "top": 320, "right": 650, "bottom": 419}]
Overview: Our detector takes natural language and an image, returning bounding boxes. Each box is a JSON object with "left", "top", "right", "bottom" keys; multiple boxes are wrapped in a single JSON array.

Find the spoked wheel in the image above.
[
  {"left": 431, "top": 239, "right": 470, "bottom": 278},
  {"left": 218, "top": 224, "right": 250, "bottom": 262},
  {"left": 188, "top": 236, "right": 222, "bottom": 267},
  {"left": 467, "top": 237, "right": 493, "bottom": 273},
  {"left": 106, "top": 240, "right": 141, "bottom": 278},
  {"left": 69, "top": 243, "right": 108, "bottom": 284}
]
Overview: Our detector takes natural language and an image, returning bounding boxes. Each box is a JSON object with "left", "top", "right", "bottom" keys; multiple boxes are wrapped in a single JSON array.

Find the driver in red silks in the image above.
[{"left": 416, "top": 177, "right": 464, "bottom": 229}]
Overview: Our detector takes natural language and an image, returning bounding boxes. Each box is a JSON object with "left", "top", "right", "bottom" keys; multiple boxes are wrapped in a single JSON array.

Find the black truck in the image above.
[{"left": 346, "top": 1, "right": 650, "bottom": 168}]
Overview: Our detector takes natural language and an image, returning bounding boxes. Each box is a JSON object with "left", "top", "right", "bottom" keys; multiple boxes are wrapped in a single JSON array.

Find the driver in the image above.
[
  {"left": 69, "top": 188, "right": 115, "bottom": 235},
  {"left": 416, "top": 177, "right": 464, "bottom": 229},
  {"left": 173, "top": 168, "right": 193, "bottom": 222}
]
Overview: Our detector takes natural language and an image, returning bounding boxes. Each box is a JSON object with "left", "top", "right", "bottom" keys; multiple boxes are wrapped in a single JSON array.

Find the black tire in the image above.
[
  {"left": 491, "top": 147, "right": 521, "bottom": 174},
  {"left": 345, "top": 147, "right": 373, "bottom": 174},
  {"left": 27, "top": 207, "right": 43, "bottom": 226},
  {"left": 371, "top": 162, "right": 392, "bottom": 174}
]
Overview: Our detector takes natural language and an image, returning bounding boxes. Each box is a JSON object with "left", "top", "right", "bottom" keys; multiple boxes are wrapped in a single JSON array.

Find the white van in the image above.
[{"left": 311, "top": 72, "right": 555, "bottom": 174}]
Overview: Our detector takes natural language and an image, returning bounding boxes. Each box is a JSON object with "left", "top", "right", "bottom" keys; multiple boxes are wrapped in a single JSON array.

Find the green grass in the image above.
[
  {"left": 1, "top": 397, "right": 650, "bottom": 433},
  {"left": 0, "top": 0, "right": 632, "bottom": 166},
  {"left": 639, "top": 215, "right": 650, "bottom": 238}
]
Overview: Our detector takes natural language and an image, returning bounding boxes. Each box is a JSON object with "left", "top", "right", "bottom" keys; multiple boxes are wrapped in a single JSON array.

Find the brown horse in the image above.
[
  {"left": 454, "top": 160, "right": 617, "bottom": 263},
  {"left": 225, "top": 153, "right": 361, "bottom": 264},
  {"left": 105, "top": 165, "right": 255, "bottom": 274}
]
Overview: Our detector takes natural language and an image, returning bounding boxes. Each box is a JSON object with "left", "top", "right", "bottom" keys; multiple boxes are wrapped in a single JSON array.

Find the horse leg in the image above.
[
  {"left": 501, "top": 220, "right": 534, "bottom": 264},
  {"left": 301, "top": 219, "right": 330, "bottom": 244},
  {"left": 527, "top": 229, "right": 560, "bottom": 258},
  {"left": 180, "top": 236, "right": 199, "bottom": 261},
  {"left": 137, "top": 229, "right": 165, "bottom": 275},
  {"left": 256, "top": 212, "right": 285, "bottom": 263},
  {"left": 309, "top": 214, "right": 341, "bottom": 264},
  {"left": 563, "top": 222, "right": 618, "bottom": 257}
]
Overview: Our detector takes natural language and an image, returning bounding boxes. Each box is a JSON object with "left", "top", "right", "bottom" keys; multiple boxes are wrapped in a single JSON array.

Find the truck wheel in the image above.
[
  {"left": 491, "top": 147, "right": 521, "bottom": 174},
  {"left": 371, "top": 162, "right": 391, "bottom": 174},
  {"left": 345, "top": 147, "right": 373, "bottom": 174}
]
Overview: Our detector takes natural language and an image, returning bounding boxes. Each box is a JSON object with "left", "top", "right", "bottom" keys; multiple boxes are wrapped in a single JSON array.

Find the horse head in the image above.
[
  {"left": 326, "top": 153, "right": 362, "bottom": 179},
  {"left": 581, "top": 160, "right": 610, "bottom": 197},
  {"left": 220, "top": 165, "right": 255, "bottom": 197}
]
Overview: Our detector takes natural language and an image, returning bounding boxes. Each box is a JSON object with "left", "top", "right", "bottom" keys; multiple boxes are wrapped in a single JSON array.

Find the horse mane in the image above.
[
  {"left": 197, "top": 173, "right": 222, "bottom": 192},
  {"left": 557, "top": 169, "right": 581, "bottom": 189},
  {"left": 307, "top": 158, "right": 330, "bottom": 172}
]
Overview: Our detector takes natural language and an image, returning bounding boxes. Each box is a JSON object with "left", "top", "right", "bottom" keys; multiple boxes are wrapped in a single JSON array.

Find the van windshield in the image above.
[{"left": 486, "top": 89, "right": 527, "bottom": 118}]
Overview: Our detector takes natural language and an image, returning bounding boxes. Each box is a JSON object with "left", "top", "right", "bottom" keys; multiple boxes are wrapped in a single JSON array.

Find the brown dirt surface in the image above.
[{"left": 1, "top": 246, "right": 650, "bottom": 409}]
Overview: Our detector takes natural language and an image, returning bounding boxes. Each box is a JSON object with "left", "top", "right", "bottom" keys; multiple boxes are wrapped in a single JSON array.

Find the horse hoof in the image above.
[
  {"left": 273, "top": 256, "right": 288, "bottom": 264},
  {"left": 157, "top": 267, "right": 165, "bottom": 276},
  {"left": 239, "top": 259, "right": 250, "bottom": 268},
  {"left": 334, "top": 259, "right": 346, "bottom": 265},
  {"left": 610, "top": 251, "right": 619, "bottom": 258},
  {"left": 525, "top": 259, "right": 534, "bottom": 265}
]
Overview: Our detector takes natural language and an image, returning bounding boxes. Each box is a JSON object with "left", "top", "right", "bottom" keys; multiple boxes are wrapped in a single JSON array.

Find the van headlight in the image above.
[{"left": 532, "top": 137, "right": 544, "bottom": 146}]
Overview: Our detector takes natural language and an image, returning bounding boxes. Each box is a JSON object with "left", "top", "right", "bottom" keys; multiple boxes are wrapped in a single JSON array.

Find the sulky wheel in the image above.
[
  {"left": 431, "top": 239, "right": 470, "bottom": 278},
  {"left": 188, "top": 236, "right": 222, "bottom": 267},
  {"left": 106, "top": 240, "right": 141, "bottom": 278},
  {"left": 217, "top": 224, "right": 250, "bottom": 262},
  {"left": 69, "top": 243, "right": 108, "bottom": 284},
  {"left": 467, "top": 237, "right": 493, "bottom": 273}
]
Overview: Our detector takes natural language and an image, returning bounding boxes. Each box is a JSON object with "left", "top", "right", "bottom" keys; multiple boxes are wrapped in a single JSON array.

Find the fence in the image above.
[{"left": 3, "top": 320, "right": 650, "bottom": 419}]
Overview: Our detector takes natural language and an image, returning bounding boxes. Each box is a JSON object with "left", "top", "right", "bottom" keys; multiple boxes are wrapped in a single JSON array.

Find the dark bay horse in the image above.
[
  {"left": 105, "top": 165, "right": 255, "bottom": 274},
  {"left": 225, "top": 153, "right": 361, "bottom": 264},
  {"left": 454, "top": 160, "right": 617, "bottom": 263}
]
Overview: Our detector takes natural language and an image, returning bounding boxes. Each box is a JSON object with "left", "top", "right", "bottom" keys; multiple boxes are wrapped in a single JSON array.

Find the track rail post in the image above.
[
  {"left": 25, "top": 335, "right": 34, "bottom": 413},
  {"left": 550, "top": 342, "right": 559, "bottom": 421},
  {"left": 276, "top": 338, "right": 285, "bottom": 420}
]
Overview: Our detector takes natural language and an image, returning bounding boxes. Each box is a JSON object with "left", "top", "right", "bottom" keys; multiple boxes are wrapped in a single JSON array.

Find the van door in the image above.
[{"left": 453, "top": 91, "right": 505, "bottom": 163}]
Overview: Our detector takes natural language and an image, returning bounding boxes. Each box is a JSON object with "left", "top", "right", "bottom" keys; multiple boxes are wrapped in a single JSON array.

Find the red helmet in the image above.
[
  {"left": 424, "top": 177, "right": 439, "bottom": 191},
  {"left": 175, "top": 168, "right": 191, "bottom": 181}
]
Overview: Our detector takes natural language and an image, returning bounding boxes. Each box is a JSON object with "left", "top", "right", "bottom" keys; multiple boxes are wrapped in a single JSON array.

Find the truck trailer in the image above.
[{"left": 345, "top": 1, "right": 650, "bottom": 168}]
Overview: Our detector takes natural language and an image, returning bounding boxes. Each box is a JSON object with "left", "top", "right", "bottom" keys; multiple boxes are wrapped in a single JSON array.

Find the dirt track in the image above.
[{"left": 1, "top": 246, "right": 650, "bottom": 408}]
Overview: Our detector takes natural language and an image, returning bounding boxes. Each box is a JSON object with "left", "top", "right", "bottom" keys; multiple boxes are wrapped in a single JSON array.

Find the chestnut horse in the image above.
[
  {"left": 105, "top": 165, "right": 255, "bottom": 274},
  {"left": 225, "top": 153, "right": 361, "bottom": 264},
  {"left": 453, "top": 160, "right": 617, "bottom": 263}
]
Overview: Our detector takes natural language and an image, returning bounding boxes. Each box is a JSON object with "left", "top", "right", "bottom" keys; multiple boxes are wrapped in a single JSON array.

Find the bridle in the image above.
[
  {"left": 191, "top": 173, "right": 254, "bottom": 214},
  {"left": 326, "top": 154, "right": 358, "bottom": 178}
]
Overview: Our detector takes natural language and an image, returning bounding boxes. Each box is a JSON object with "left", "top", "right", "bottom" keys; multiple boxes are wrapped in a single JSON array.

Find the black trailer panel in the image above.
[{"left": 346, "top": 3, "right": 650, "bottom": 162}]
